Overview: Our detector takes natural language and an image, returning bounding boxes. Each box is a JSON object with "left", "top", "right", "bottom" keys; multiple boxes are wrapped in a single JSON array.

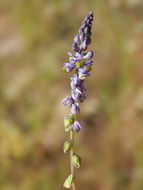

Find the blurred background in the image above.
[{"left": 0, "top": 0, "right": 143, "bottom": 189}]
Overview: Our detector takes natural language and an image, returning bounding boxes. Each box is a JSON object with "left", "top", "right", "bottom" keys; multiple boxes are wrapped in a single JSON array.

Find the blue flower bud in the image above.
[
  {"left": 81, "top": 40, "right": 87, "bottom": 50},
  {"left": 79, "top": 32, "right": 85, "bottom": 42},
  {"left": 86, "top": 37, "right": 91, "bottom": 45},
  {"left": 82, "top": 22, "right": 87, "bottom": 29},
  {"left": 74, "top": 34, "right": 80, "bottom": 44},
  {"left": 61, "top": 96, "right": 74, "bottom": 107},
  {"left": 72, "top": 42, "right": 79, "bottom": 52},
  {"left": 83, "top": 60, "right": 93, "bottom": 66},
  {"left": 78, "top": 68, "right": 90, "bottom": 80},
  {"left": 71, "top": 103, "right": 80, "bottom": 115},
  {"left": 83, "top": 51, "right": 93, "bottom": 60},
  {"left": 70, "top": 74, "right": 80, "bottom": 90},
  {"left": 71, "top": 88, "right": 82, "bottom": 101},
  {"left": 72, "top": 121, "right": 81, "bottom": 132},
  {"left": 79, "top": 27, "right": 84, "bottom": 34},
  {"left": 79, "top": 80, "right": 86, "bottom": 91},
  {"left": 63, "top": 63, "right": 74, "bottom": 73},
  {"left": 84, "top": 27, "right": 90, "bottom": 34}
]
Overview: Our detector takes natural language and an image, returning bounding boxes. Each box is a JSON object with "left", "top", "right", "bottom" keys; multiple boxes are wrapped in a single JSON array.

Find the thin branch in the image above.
[{"left": 70, "top": 130, "right": 76, "bottom": 190}]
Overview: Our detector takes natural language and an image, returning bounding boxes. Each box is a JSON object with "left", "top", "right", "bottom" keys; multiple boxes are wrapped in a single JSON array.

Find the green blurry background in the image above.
[{"left": 0, "top": 0, "right": 143, "bottom": 189}]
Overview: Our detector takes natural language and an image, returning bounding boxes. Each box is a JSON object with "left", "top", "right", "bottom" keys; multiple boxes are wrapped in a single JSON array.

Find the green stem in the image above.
[{"left": 70, "top": 129, "right": 76, "bottom": 190}]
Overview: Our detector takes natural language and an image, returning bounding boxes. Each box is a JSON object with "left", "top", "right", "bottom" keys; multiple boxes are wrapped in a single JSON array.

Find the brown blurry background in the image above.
[{"left": 0, "top": 0, "right": 143, "bottom": 190}]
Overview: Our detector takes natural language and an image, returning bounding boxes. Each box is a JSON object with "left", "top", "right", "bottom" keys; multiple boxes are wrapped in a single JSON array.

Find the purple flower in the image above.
[
  {"left": 78, "top": 68, "right": 90, "bottom": 80},
  {"left": 63, "top": 63, "right": 74, "bottom": 72},
  {"left": 79, "top": 27, "right": 84, "bottom": 34},
  {"left": 61, "top": 96, "right": 74, "bottom": 107},
  {"left": 71, "top": 74, "right": 80, "bottom": 90},
  {"left": 71, "top": 88, "right": 82, "bottom": 101},
  {"left": 68, "top": 53, "right": 81, "bottom": 63},
  {"left": 79, "top": 80, "right": 86, "bottom": 91},
  {"left": 75, "top": 52, "right": 82, "bottom": 60},
  {"left": 71, "top": 104, "right": 80, "bottom": 115},
  {"left": 71, "top": 88, "right": 86, "bottom": 103},
  {"left": 72, "top": 121, "right": 82, "bottom": 132},
  {"left": 72, "top": 42, "right": 79, "bottom": 52},
  {"left": 83, "top": 60, "right": 93, "bottom": 66},
  {"left": 83, "top": 51, "right": 93, "bottom": 60}
]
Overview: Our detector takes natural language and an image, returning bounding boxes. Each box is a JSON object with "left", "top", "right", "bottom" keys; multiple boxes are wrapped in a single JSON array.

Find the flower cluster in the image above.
[
  {"left": 61, "top": 12, "right": 94, "bottom": 189},
  {"left": 62, "top": 11, "right": 94, "bottom": 133}
]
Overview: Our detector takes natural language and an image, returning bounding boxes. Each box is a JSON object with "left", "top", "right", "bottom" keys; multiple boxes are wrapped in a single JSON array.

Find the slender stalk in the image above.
[{"left": 70, "top": 130, "right": 76, "bottom": 190}]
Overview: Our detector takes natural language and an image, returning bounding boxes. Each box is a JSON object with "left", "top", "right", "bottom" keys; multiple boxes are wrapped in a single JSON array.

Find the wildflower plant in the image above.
[{"left": 61, "top": 12, "right": 94, "bottom": 189}]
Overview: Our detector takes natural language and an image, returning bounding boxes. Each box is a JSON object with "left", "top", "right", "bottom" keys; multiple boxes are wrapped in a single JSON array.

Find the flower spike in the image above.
[{"left": 61, "top": 12, "right": 94, "bottom": 189}]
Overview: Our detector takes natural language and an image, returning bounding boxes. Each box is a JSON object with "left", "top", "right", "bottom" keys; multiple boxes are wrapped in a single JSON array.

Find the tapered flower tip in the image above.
[
  {"left": 61, "top": 96, "right": 74, "bottom": 107},
  {"left": 72, "top": 121, "right": 81, "bottom": 132},
  {"left": 71, "top": 103, "right": 80, "bottom": 115},
  {"left": 72, "top": 42, "right": 79, "bottom": 52},
  {"left": 83, "top": 51, "right": 93, "bottom": 60}
]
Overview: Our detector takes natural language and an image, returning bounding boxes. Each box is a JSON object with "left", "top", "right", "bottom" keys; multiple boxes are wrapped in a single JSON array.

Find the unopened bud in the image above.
[
  {"left": 63, "top": 174, "right": 73, "bottom": 188},
  {"left": 63, "top": 140, "right": 72, "bottom": 153},
  {"left": 72, "top": 154, "right": 81, "bottom": 169},
  {"left": 64, "top": 116, "right": 74, "bottom": 132}
]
